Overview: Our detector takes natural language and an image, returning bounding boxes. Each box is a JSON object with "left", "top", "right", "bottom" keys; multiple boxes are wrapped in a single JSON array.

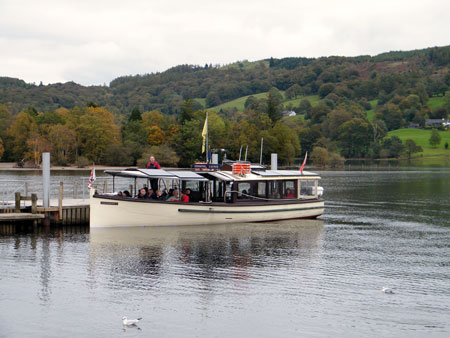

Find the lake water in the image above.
[{"left": 1, "top": 170, "right": 449, "bottom": 337}]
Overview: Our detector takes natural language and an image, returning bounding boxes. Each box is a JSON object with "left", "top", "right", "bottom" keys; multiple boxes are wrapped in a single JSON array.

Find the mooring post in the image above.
[
  {"left": 15, "top": 192, "right": 21, "bottom": 213},
  {"left": 103, "top": 180, "right": 107, "bottom": 193},
  {"left": 25, "top": 182, "right": 29, "bottom": 197},
  {"left": 42, "top": 152, "right": 50, "bottom": 208},
  {"left": 31, "top": 193, "right": 37, "bottom": 214}
]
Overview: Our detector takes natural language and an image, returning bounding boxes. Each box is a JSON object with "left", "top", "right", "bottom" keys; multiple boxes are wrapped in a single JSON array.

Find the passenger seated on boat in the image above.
[
  {"left": 180, "top": 191, "right": 189, "bottom": 202},
  {"left": 117, "top": 191, "right": 123, "bottom": 197},
  {"left": 185, "top": 189, "right": 191, "bottom": 201},
  {"left": 137, "top": 188, "right": 148, "bottom": 199},
  {"left": 284, "top": 188, "right": 294, "bottom": 199},
  {"left": 123, "top": 190, "right": 131, "bottom": 198},
  {"left": 239, "top": 189, "right": 248, "bottom": 199},
  {"left": 167, "top": 190, "right": 180, "bottom": 201},
  {"left": 270, "top": 189, "right": 280, "bottom": 199},
  {"left": 155, "top": 189, "right": 164, "bottom": 200},
  {"left": 148, "top": 189, "right": 156, "bottom": 199}
]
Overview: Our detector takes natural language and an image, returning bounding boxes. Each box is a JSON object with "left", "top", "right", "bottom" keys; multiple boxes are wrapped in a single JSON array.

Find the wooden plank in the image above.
[{"left": 0, "top": 213, "right": 45, "bottom": 221}]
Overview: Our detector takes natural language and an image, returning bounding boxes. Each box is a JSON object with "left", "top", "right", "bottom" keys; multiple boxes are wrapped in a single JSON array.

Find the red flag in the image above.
[
  {"left": 300, "top": 152, "right": 308, "bottom": 175},
  {"left": 88, "top": 164, "right": 96, "bottom": 189}
]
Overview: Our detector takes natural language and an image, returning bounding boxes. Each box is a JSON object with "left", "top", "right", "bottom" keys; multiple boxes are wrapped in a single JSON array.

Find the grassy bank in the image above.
[{"left": 388, "top": 128, "right": 450, "bottom": 156}]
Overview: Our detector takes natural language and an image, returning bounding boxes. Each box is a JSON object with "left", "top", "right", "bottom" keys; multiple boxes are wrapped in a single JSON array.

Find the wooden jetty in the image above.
[{"left": 0, "top": 189, "right": 89, "bottom": 226}]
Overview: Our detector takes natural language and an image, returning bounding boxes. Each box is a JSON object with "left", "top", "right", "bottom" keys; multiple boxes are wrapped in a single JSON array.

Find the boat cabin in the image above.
[{"left": 103, "top": 164, "right": 322, "bottom": 204}]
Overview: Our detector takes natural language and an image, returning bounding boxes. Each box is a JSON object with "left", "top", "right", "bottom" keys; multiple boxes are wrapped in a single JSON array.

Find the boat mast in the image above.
[
  {"left": 205, "top": 111, "right": 209, "bottom": 163},
  {"left": 260, "top": 137, "right": 264, "bottom": 165}
]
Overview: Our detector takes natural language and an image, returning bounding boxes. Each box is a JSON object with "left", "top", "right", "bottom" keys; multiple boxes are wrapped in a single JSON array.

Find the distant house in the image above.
[
  {"left": 282, "top": 110, "right": 297, "bottom": 117},
  {"left": 425, "top": 119, "right": 449, "bottom": 128},
  {"left": 408, "top": 122, "right": 420, "bottom": 129}
]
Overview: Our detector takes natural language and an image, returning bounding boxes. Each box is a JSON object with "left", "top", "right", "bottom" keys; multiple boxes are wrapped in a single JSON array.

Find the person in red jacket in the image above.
[
  {"left": 180, "top": 191, "right": 189, "bottom": 203},
  {"left": 146, "top": 156, "right": 160, "bottom": 169},
  {"left": 146, "top": 156, "right": 160, "bottom": 191}
]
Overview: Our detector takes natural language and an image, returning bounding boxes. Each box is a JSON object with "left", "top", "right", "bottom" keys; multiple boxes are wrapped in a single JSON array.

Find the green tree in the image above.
[
  {"left": 206, "top": 91, "right": 221, "bottom": 108},
  {"left": 129, "top": 107, "right": 142, "bottom": 122},
  {"left": 0, "top": 137, "right": 4, "bottom": 159},
  {"left": 318, "top": 83, "right": 335, "bottom": 98},
  {"left": 47, "top": 124, "right": 77, "bottom": 165},
  {"left": 338, "top": 118, "right": 373, "bottom": 158},
  {"left": 6, "top": 111, "right": 37, "bottom": 160},
  {"left": 404, "top": 139, "right": 423, "bottom": 159},
  {"left": 285, "top": 84, "right": 302, "bottom": 99},
  {"left": 267, "top": 88, "right": 283, "bottom": 123},
  {"left": 311, "top": 146, "right": 329, "bottom": 167},
  {"left": 77, "top": 107, "right": 121, "bottom": 163},
  {"left": 381, "top": 136, "right": 405, "bottom": 158},
  {"left": 429, "top": 129, "right": 441, "bottom": 148},
  {"left": 180, "top": 98, "right": 196, "bottom": 123}
]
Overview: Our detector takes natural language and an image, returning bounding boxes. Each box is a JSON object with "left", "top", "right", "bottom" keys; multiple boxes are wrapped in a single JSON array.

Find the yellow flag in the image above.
[{"left": 202, "top": 114, "right": 208, "bottom": 153}]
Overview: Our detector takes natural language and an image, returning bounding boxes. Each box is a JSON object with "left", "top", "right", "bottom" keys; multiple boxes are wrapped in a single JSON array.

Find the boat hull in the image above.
[{"left": 90, "top": 195, "right": 324, "bottom": 228}]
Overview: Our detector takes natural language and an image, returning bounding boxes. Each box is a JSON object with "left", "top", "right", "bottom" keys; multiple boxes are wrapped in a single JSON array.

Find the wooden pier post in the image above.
[
  {"left": 31, "top": 193, "right": 37, "bottom": 214},
  {"left": 103, "top": 180, "right": 107, "bottom": 193},
  {"left": 15, "top": 192, "right": 21, "bottom": 213},
  {"left": 74, "top": 181, "right": 78, "bottom": 199}
]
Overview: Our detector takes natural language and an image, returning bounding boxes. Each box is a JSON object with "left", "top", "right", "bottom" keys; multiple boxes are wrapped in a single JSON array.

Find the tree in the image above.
[
  {"left": 338, "top": 118, "right": 373, "bottom": 158},
  {"left": 180, "top": 98, "right": 196, "bottom": 123},
  {"left": 267, "top": 87, "right": 283, "bottom": 123},
  {"left": 206, "top": 91, "right": 221, "bottom": 108},
  {"left": 285, "top": 84, "right": 302, "bottom": 99},
  {"left": 129, "top": 107, "right": 142, "bottom": 122},
  {"left": 297, "top": 99, "right": 312, "bottom": 114},
  {"left": 6, "top": 111, "right": 37, "bottom": 160},
  {"left": 311, "top": 147, "right": 330, "bottom": 167},
  {"left": 318, "top": 83, "right": 335, "bottom": 98},
  {"left": 47, "top": 125, "right": 77, "bottom": 165},
  {"left": 147, "top": 126, "right": 166, "bottom": 145},
  {"left": 77, "top": 107, "right": 121, "bottom": 163},
  {"left": 381, "top": 136, "right": 405, "bottom": 158},
  {"left": 0, "top": 137, "right": 4, "bottom": 159},
  {"left": 404, "top": 139, "right": 423, "bottom": 159},
  {"left": 429, "top": 129, "right": 441, "bottom": 148}
]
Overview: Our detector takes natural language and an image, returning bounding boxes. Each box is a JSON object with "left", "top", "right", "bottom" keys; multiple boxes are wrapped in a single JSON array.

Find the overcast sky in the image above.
[{"left": 0, "top": 0, "right": 449, "bottom": 86}]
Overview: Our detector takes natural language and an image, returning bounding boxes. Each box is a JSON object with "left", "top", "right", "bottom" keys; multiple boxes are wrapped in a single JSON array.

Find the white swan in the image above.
[
  {"left": 382, "top": 287, "right": 395, "bottom": 294},
  {"left": 122, "top": 316, "right": 142, "bottom": 326}
]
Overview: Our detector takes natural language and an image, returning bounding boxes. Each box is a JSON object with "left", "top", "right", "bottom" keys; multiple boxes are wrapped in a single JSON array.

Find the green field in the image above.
[
  {"left": 207, "top": 92, "right": 269, "bottom": 112},
  {"left": 427, "top": 96, "right": 446, "bottom": 110},
  {"left": 388, "top": 128, "right": 450, "bottom": 156},
  {"left": 283, "top": 95, "right": 320, "bottom": 108},
  {"left": 207, "top": 92, "right": 320, "bottom": 113},
  {"left": 366, "top": 99, "right": 378, "bottom": 121}
]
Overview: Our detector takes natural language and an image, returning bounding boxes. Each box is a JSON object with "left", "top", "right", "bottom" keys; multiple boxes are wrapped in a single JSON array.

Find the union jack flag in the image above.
[{"left": 88, "top": 164, "right": 96, "bottom": 189}]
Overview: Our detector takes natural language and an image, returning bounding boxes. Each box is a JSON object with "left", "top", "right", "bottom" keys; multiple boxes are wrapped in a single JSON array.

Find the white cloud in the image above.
[{"left": 0, "top": 0, "right": 448, "bottom": 85}]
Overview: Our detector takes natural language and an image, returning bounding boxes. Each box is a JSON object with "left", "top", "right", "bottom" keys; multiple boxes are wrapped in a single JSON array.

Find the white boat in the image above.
[{"left": 89, "top": 163, "right": 324, "bottom": 228}]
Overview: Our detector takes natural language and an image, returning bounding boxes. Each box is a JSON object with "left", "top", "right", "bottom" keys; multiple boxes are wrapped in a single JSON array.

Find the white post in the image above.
[
  {"left": 42, "top": 152, "right": 50, "bottom": 208},
  {"left": 271, "top": 153, "right": 278, "bottom": 170},
  {"left": 212, "top": 153, "right": 218, "bottom": 164}
]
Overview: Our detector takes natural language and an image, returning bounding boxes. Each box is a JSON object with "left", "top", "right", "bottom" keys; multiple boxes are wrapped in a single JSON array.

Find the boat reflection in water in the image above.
[{"left": 89, "top": 220, "right": 324, "bottom": 282}]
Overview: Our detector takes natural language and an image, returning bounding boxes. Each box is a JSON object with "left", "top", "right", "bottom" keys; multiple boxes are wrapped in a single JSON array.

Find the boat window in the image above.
[
  {"left": 282, "top": 181, "right": 296, "bottom": 199},
  {"left": 257, "top": 182, "right": 266, "bottom": 198},
  {"left": 185, "top": 181, "right": 199, "bottom": 191},
  {"left": 300, "top": 180, "right": 316, "bottom": 197},
  {"left": 237, "top": 182, "right": 251, "bottom": 199},
  {"left": 269, "top": 181, "right": 282, "bottom": 199}
]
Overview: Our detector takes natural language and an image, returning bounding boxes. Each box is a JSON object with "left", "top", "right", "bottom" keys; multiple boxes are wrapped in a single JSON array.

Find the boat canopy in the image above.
[
  {"left": 251, "top": 170, "right": 318, "bottom": 177},
  {"left": 104, "top": 168, "right": 208, "bottom": 181}
]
